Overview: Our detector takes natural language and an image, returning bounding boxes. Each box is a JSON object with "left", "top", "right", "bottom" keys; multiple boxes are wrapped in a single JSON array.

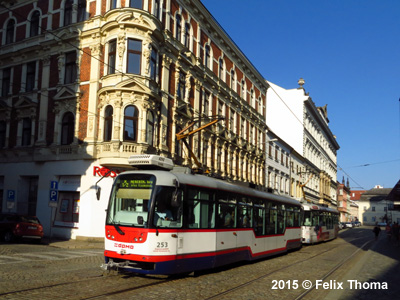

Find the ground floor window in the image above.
[{"left": 54, "top": 191, "right": 79, "bottom": 226}]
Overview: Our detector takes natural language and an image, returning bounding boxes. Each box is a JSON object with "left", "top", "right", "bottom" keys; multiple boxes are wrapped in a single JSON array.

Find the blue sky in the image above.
[{"left": 201, "top": 0, "right": 400, "bottom": 190}]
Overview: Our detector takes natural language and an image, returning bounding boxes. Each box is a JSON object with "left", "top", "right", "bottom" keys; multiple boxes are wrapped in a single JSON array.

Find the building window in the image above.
[
  {"left": 184, "top": 22, "right": 190, "bottom": 48},
  {"left": 202, "top": 91, "right": 209, "bottom": 115},
  {"left": 241, "top": 79, "right": 245, "bottom": 99},
  {"left": 26, "top": 62, "right": 36, "bottom": 92},
  {"left": 64, "top": 0, "right": 73, "bottom": 26},
  {"left": 110, "top": 0, "right": 117, "bottom": 9},
  {"left": 146, "top": 111, "right": 154, "bottom": 146},
  {"left": 175, "top": 15, "right": 182, "bottom": 43},
  {"left": 108, "top": 39, "right": 117, "bottom": 74},
  {"left": 230, "top": 70, "right": 235, "bottom": 91},
  {"left": 204, "top": 45, "right": 211, "bottom": 69},
  {"left": 0, "top": 121, "right": 6, "bottom": 148},
  {"left": 127, "top": 39, "right": 142, "bottom": 74},
  {"left": 129, "top": 0, "right": 142, "bottom": 9},
  {"left": 177, "top": 72, "right": 185, "bottom": 99},
  {"left": 153, "top": 0, "right": 160, "bottom": 19},
  {"left": 6, "top": 19, "right": 15, "bottom": 44},
  {"left": 104, "top": 106, "right": 113, "bottom": 141},
  {"left": 65, "top": 52, "right": 77, "bottom": 84},
  {"left": 1, "top": 68, "right": 11, "bottom": 97},
  {"left": 150, "top": 48, "right": 157, "bottom": 81},
  {"left": 77, "top": 0, "right": 87, "bottom": 22},
  {"left": 61, "top": 112, "right": 74, "bottom": 145},
  {"left": 372, "top": 206, "right": 375, "bottom": 211},
  {"left": 30, "top": 11, "right": 40, "bottom": 37},
  {"left": 218, "top": 58, "right": 224, "bottom": 80},
  {"left": 124, "top": 105, "right": 138, "bottom": 142},
  {"left": 21, "top": 118, "right": 32, "bottom": 146}
]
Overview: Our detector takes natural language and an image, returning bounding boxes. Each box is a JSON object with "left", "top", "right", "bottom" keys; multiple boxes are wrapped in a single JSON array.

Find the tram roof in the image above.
[
  {"left": 302, "top": 203, "right": 339, "bottom": 213},
  {"left": 119, "top": 169, "right": 301, "bottom": 207}
]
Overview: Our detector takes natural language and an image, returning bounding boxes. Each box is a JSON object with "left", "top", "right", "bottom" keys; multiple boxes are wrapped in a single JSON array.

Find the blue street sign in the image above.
[
  {"left": 7, "top": 190, "right": 15, "bottom": 201},
  {"left": 50, "top": 181, "right": 58, "bottom": 190},
  {"left": 49, "top": 190, "right": 58, "bottom": 202}
]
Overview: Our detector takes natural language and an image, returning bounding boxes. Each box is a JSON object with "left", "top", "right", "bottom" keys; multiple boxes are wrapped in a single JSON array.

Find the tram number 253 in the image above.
[{"left": 157, "top": 242, "right": 169, "bottom": 248}]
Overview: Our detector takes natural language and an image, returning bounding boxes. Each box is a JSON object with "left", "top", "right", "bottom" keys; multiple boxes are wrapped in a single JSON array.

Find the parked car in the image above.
[
  {"left": 0, "top": 214, "right": 44, "bottom": 243},
  {"left": 377, "top": 222, "right": 387, "bottom": 227},
  {"left": 338, "top": 222, "right": 345, "bottom": 230},
  {"left": 343, "top": 222, "right": 353, "bottom": 228}
]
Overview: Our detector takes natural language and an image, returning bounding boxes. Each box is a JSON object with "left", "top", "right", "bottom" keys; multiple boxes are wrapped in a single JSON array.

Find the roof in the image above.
[{"left": 359, "top": 188, "right": 392, "bottom": 202}]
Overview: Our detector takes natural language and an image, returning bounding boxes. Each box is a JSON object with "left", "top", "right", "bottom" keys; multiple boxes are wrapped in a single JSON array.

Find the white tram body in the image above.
[
  {"left": 101, "top": 155, "right": 302, "bottom": 275},
  {"left": 301, "top": 203, "right": 339, "bottom": 244}
]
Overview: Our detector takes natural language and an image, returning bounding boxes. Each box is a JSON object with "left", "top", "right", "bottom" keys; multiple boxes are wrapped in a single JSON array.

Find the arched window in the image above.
[
  {"left": 175, "top": 15, "right": 182, "bottom": 43},
  {"left": 146, "top": 111, "right": 154, "bottom": 146},
  {"left": 30, "top": 11, "right": 40, "bottom": 37},
  {"left": 6, "top": 19, "right": 15, "bottom": 44},
  {"left": 21, "top": 118, "right": 32, "bottom": 146},
  {"left": 104, "top": 106, "right": 113, "bottom": 141},
  {"left": 64, "top": 0, "right": 73, "bottom": 26},
  {"left": 61, "top": 112, "right": 74, "bottom": 145},
  {"left": 204, "top": 45, "right": 211, "bottom": 69},
  {"left": 129, "top": 0, "right": 143, "bottom": 9},
  {"left": 124, "top": 105, "right": 138, "bottom": 142}
]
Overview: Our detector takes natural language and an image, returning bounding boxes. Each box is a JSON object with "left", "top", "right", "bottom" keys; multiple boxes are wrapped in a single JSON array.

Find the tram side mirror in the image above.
[
  {"left": 171, "top": 190, "right": 182, "bottom": 208},
  {"left": 96, "top": 186, "right": 101, "bottom": 201},
  {"left": 137, "top": 216, "right": 144, "bottom": 225}
]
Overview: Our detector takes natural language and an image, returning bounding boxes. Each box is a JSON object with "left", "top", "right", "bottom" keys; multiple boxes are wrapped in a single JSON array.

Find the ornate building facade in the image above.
[{"left": 0, "top": 0, "right": 268, "bottom": 238}]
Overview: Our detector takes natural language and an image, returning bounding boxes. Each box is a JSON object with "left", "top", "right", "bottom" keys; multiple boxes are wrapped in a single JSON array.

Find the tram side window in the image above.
[
  {"left": 265, "top": 202, "right": 275, "bottom": 235},
  {"left": 277, "top": 204, "right": 286, "bottom": 234},
  {"left": 187, "top": 188, "right": 215, "bottom": 229},
  {"left": 253, "top": 204, "right": 265, "bottom": 236},
  {"left": 286, "top": 207, "right": 294, "bottom": 228},
  {"left": 217, "top": 194, "right": 236, "bottom": 228},
  {"left": 238, "top": 200, "right": 252, "bottom": 228},
  {"left": 312, "top": 213, "right": 319, "bottom": 227},
  {"left": 293, "top": 207, "right": 300, "bottom": 227},
  {"left": 303, "top": 211, "right": 312, "bottom": 226},
  {"left": 153, "top": 186, "right": 183, "bottom": 228}
]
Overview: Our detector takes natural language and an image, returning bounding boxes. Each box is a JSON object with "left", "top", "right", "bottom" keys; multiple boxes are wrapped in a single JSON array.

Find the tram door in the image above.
[{"left": 216, "top": 201, "right": 237, "bottom": 262}]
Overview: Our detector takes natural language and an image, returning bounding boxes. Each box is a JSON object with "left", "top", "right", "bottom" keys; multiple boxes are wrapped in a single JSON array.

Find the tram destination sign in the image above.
[{"left": 121, "top": 179, "right": 153, "bottom": 189}]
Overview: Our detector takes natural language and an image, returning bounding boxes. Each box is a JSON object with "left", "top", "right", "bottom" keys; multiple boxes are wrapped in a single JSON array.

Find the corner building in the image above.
[{"left": 0, "top": 0, "right": 268, "bottom": 239}]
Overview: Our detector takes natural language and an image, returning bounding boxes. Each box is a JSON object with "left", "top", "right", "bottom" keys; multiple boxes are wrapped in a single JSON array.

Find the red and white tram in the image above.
[
  {"left": 301, "top": 203, "right": 339, "bottom": 244},
  {"left": 101, "top": 155, "right": 302, "bottom": 275}
]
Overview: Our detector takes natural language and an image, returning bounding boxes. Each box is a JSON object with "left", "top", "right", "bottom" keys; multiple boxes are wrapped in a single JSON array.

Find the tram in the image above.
[
  {"left": 301, "top": 203, "right": 339, "bottom": 244},
  {"left": 101, "top": 155, "right": 302, "bottom": 275}
]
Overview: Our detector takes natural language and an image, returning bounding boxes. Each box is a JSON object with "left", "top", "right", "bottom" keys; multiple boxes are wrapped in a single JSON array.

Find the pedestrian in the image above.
[
  {"left": 392, "top": 222, "right": 399, "bottom": 245},
  {"left": 372, "top": 224, "right": 381, "bottom": 241},
  {"left": 385, "top": 223, "right": 392, "bottom": 241}
]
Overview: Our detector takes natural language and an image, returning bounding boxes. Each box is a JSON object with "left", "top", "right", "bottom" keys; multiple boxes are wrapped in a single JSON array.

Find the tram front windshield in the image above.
[
  {"left": 303, "top": 211, "right": 319, "bottom": 227},
  {"left": 106, "top": 174, "right": 182, "bottom": 228}
]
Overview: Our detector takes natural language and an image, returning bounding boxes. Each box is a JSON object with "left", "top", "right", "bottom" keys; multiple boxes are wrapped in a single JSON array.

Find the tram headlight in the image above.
[
  {"left": 134, "top": 237, "right": 138, "bottom": 242},
  {"left": 139, "top": 237, "right": 142, "bottom": 241}
]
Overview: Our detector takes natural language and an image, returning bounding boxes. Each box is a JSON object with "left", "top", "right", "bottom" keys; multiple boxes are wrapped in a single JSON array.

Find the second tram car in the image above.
[
  {"left": 101, "top": 155, "right": 302, "bottom": 275},
  {"left": 301, "top": 203, "right": 339, "bottom": 244}
]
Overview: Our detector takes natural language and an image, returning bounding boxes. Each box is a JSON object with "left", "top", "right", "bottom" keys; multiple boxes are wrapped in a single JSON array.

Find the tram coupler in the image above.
[{"left": 100, "top": 260, "right": 129, "bottom": 271}]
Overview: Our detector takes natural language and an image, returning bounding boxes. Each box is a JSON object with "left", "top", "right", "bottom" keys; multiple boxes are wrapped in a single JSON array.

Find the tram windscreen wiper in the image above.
[{"left": 113, "top": 223, "right": 125, "bottom": 235}]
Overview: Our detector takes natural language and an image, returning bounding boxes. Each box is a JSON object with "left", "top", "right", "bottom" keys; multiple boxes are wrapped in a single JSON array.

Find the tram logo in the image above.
[{"left": 114, "top": 242, "right": 134, "bottom": 250}]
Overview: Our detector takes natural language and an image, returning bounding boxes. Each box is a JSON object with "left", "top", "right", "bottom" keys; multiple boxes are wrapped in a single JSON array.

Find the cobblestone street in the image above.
[{"left": 1, "top": 227, "right": 398, "bottom": 299}]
